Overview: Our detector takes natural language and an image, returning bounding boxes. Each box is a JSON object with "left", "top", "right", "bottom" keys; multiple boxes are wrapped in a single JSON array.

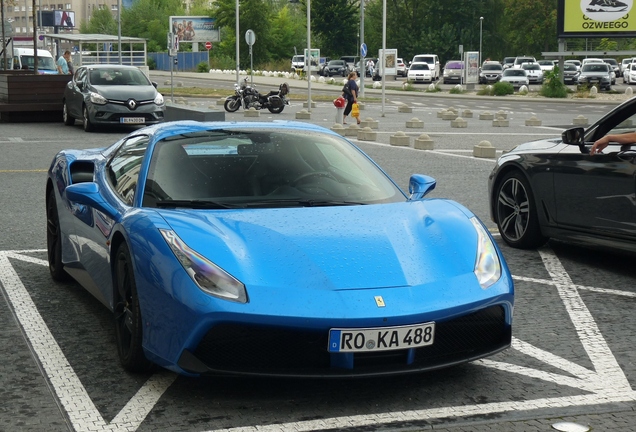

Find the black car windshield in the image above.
[
  {"left": 504, "top": 69, "right": 526, "bottom": 76},
  {"left": 142, "top": 128, "right": 404, "bottom": 208},
  {"left": 482, "top": 64, "right": 502, "bottom": 71},
  {"left": 582, "top": 64, "right": 608, "bottom": 72},
  {"left": 523, "top": 64, "right": 541, "bottom": 71},
  {"left": 410, "top": 63, "right": 429, "bottom": 70},
  {"left": 329, "top": 61, "right": 346, "bottom": 66},
  {"left": 89, "top": 68, "right": 151, "bottom": 86}
]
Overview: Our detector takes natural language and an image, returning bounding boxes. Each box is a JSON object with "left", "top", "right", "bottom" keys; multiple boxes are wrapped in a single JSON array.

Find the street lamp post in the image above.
[{"left": 479, "top": 16, "right": 483, "bottom": 66}]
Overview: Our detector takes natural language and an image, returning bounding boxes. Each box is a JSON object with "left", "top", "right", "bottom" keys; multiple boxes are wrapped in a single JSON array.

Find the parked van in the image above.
[
  {"left": 291, "top": 54, "right": 304, "bottom": 72},
  {"left": 410, "top": 54, "right": 440, "bottom": 80},
  {"left": 11, "top": 48, "right": 57, "bottom": 74}
]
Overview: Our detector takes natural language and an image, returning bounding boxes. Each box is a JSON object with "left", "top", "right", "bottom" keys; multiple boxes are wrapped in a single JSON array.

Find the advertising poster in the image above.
[
  {"left": 378, "top": 49, "right": 397, "bottom": 76},
  {"left": 304, "top": 48, "right": 320, "bottom": 71},
  {"left": 169, "top": 16, "right": 219, "bottom": 43},
  {"left": 464, "top": 51, "right": 479, "bottom": 84},
  {"left": 558, "top": 0, "right": 636, "bottom": 37}
]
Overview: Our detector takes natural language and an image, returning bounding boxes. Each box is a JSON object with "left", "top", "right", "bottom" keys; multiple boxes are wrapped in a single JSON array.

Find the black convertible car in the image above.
[{"left": 489, "top": 96, "right": 636, "bottom": 253}]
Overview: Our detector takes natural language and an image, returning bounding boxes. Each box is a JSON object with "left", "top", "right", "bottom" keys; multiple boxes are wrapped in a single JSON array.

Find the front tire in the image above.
[
  {"left": 83, "top": 106, "right": 94, "bottom": 132},
  {"left": 46, "top": 188, "right": 70, "bottom": 282},
  {"left": 495, "top": 171, "right": 547, "bottom": 249},
  {"left": 63, "top": 101, "right": 74, "bottom": 126},
  {"left": 224, "top": 97, "right": 241, "bottom": 113},
  {"left": 113, "top": 242, "right": 153, "bottom": 373}
]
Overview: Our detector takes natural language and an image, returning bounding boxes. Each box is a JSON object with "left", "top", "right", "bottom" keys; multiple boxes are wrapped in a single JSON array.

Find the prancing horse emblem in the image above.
[{"left": 374, "top": 296, "right": 385, "bottom": 307}]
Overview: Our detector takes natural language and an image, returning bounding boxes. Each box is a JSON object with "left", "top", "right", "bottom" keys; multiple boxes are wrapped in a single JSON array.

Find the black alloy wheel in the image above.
[
  {"left": 113, "top": 242, "right": 153, "bottom": 373},
  {"left": 495, "top": 171, "right": 547, "bottom": 249},
  {"left": 46, "top": 189, "right": 70, "bottom": 282}
]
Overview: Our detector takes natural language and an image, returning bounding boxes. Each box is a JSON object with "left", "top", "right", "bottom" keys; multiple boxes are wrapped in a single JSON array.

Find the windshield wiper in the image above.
[
  {"left": 244, "top": 199, "right": 366, "bottom": 208},
  {"left": 156, "top": 199, "right": 236, "bottom": 209}
]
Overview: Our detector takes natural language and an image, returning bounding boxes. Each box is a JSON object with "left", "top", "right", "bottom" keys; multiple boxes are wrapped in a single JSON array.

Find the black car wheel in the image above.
[
  {"left": 46, "top": 188, "right": 70, "bottom": 282},
  {"left": 114, "top": 242, "right": 153, "bottom": 373},
  {"left": 495, "top": 171, "right": 547, "bottom": 249},
  {"left": 83, "top": 106, "right": 94, "bottom": 132},
  {"left": 63, "top": 101, "right": 74, "bottom": 126},
  {"left": 268, "top": 106, "right": 284, "bottom": 114}
]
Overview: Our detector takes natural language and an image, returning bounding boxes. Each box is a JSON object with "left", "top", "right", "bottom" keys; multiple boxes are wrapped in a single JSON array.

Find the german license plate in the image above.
[
  {"left": 120, "top": 117, "right": 145, "bottom": 124},
  {"left": 328, "top": 322, "right": 435, "bottom": 353}
]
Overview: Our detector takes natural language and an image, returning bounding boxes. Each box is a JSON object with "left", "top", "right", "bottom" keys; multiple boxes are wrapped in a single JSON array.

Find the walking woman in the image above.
[{"left": 342, "top": 71, "right": 360, "bottom": 125}]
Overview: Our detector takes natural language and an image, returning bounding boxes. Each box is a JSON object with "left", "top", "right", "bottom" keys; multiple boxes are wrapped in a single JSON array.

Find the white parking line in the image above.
[{"left": 1, "top": 247, "right": 634, "bottom": 432}]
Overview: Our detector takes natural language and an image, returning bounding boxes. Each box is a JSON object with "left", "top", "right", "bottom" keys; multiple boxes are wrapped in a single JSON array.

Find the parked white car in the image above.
[
  {"left": 396, "top": 58, "right": 407, "bottom": 77},
  {"left": 513, "top": 56, "right": 536, "bottom": 68},
  {"left": 537, "top": 60, "right": 555, "bottom": 73},
  {"left": 500, "top": 68, "right": 529, "bottom": 88},
  {"left": 624, "top": 63, "right": 636, "bottom": 84},
  {"left": 620, "top": 58, "right": 633, "bottom": 76},
  {"left": 407, "top": 62, "right": 433, "bottom": 83},
  {"left": 521, "top": 62, "right": 544, "bottom": 84},
  {"left": 410, "top": 54, "right": 440, "bottom": 80}
]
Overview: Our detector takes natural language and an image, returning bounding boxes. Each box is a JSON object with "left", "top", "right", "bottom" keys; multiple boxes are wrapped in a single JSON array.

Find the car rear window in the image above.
[{"left": 445, "top": 62, "right": 463, "bottom": 69}]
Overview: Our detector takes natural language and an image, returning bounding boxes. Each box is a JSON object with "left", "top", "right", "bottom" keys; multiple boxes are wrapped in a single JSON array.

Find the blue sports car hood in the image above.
[{"left": 157, "top": 200, "right": 481, "bottom": 291}]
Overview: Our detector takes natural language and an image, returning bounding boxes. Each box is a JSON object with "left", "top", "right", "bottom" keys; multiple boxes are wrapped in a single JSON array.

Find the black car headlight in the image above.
[
  {"left": 160, "top": 229, "right": 248, "bottom": 303},
  {"left": 89, "top": 91, "right": 108, "bottom": 105},
  {"left": 470, "top": 217, "right": 501, "bottom": 289}
]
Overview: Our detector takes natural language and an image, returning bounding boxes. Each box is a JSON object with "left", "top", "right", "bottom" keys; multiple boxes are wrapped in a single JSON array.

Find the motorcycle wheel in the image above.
[
  {"left": 268, "top": 106, "right": 284, "bottom": 114},
  {"left": 224, "top": 97, "right": 241, "bottom": 113}
]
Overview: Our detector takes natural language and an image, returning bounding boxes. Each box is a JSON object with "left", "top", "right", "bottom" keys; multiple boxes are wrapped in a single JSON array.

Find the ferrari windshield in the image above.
[{"left": 143, "top": 128, "right": 405, "bottom": 208}]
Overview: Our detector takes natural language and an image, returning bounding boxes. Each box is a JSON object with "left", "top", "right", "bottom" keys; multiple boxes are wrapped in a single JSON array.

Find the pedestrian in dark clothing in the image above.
[{"left": 342, "top": 71, "right": 360, "bottom": 125}]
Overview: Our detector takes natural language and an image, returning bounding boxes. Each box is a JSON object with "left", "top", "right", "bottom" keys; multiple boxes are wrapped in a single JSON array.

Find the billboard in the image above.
[
  {"left": 169, "top": 16, "right": 219, "bottom": 43},
  {"left": 558, "top": 0, "right": 636, "bottom": 37},
  {"left": 38, "top": 10, "right": 75, "bottom": 27}
]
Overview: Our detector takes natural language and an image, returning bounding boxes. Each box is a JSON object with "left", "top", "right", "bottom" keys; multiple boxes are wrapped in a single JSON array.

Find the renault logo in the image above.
[
  {"left": 126, "top": 99, "right": 137, "bottom": 110},
  {"left": 374, "top": 296, "right": 385, "bottom": 307}
]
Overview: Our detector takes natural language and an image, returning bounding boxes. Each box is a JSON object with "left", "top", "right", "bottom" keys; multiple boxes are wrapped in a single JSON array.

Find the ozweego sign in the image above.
[{"left": 558, "top": 0, "right": 635, "bottom": 36}]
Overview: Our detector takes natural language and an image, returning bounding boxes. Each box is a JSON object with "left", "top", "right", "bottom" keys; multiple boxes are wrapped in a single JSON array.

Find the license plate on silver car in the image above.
[
  {"left": 120, "top": 117, "right": 145, "bottom": 124},
  {"left": 328, "top": 322, "right": 435, "bottom": 353}
]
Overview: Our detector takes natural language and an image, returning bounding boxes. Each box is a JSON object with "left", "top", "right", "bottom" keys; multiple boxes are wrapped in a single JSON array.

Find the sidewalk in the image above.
[{"left": 150, "top": 69, "right": 628, "bottom": 105}]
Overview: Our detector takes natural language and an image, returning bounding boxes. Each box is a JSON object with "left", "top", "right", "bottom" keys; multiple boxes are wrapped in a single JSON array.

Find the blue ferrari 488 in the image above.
[{"left": 46, "top": 121, "right": 513, "bottom": 377}]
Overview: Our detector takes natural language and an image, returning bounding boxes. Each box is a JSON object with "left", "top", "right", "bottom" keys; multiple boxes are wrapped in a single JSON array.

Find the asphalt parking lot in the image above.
[{"left": 1, "top": 79, "right": 636, "bottom": 432}]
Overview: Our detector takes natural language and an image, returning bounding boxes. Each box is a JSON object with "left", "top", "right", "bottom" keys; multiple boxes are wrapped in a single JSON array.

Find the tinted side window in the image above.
[{"left": 107, "top": 135, "right": 150, "bottom": 206}]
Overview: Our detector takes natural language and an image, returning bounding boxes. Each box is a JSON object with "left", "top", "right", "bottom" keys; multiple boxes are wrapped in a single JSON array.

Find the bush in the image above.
[
  {"left": 147, "top": 57, "right": 156, "bottom": 70},
  {"left": 540, "top": 67, "right": 568, "bottom": 98},
  {"left": 493, "top": 81, "right": 514, "bottom": 96},
  {"left": 449, "top": 85, "right": 464, "bottom": 94},
  {"left": 196, "top": 61, "right": 209, "bottom": 73},
  {"left": 477, "top": 85, "right": 495, "bottom": 96}
]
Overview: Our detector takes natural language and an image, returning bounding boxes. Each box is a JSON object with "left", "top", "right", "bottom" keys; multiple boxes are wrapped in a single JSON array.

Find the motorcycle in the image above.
[{"left": 224, "top": 78, "right": 290, "bottom": 114}]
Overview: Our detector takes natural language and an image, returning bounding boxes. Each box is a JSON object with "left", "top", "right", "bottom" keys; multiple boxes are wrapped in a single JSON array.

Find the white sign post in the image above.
[{"left": 245, "top": 29, "right": 255, "bottom": 85}]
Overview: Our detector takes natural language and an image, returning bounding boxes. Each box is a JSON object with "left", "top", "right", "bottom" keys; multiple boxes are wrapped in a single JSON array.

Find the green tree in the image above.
[
  {"left": 309, "top": 0, "right": 358, "bottom": 57},
  {"left": 120, "top": 0, "right": 184, "bottom": 52},
  {"left": 79, "top": 8, "right": 117, "bottom": 35},
  {"left": 211, "top": 0, "right": 275, "bottom": 68},
  {"left": 502, "top": 0, "right": 557, "bottom": 58}
]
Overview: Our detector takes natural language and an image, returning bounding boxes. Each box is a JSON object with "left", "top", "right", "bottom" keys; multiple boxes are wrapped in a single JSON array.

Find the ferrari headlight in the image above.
[
  {"left": 154, "top": 93, "right": 164, "bottom": 105},
  {"left": 89, "top": 91, "right": 108, "bottom": 105},
  {"left": 160, "top": 229, "right": 247, "bottom": 303},
  {"left": 470, "top": 217, "right": 501, "bottom": 289}
]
